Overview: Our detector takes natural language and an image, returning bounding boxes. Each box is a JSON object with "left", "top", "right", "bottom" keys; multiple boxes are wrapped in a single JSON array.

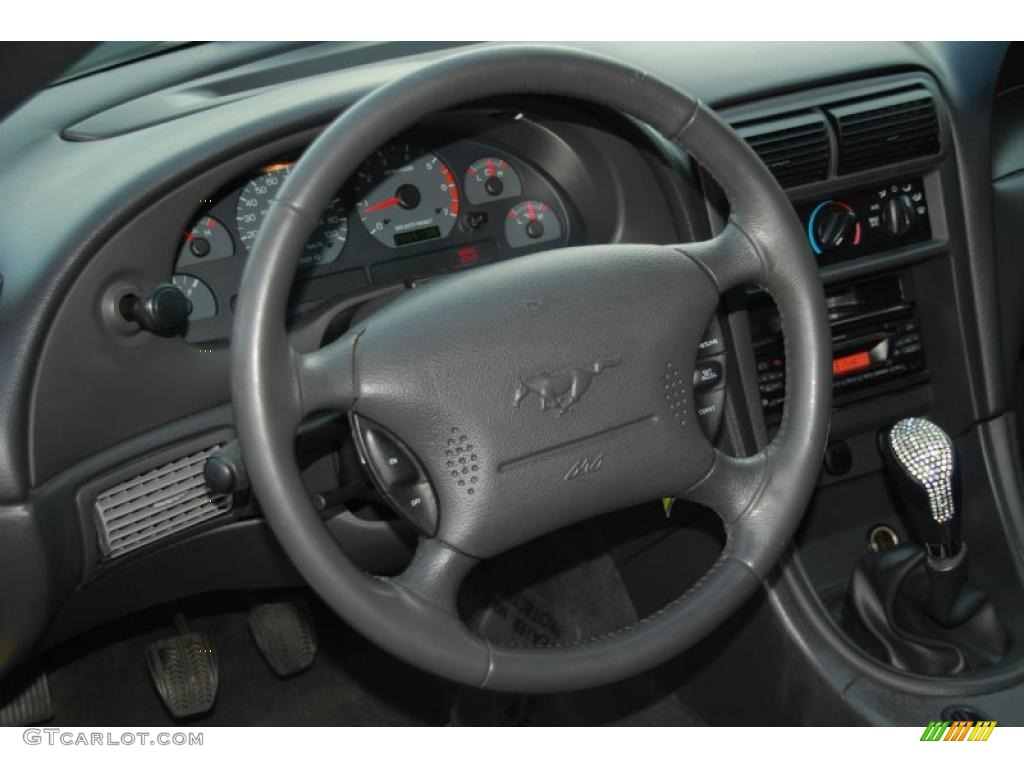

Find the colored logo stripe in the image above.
[
  {"left": 920, "top": 720, "right": 997, "bottom": 741},
  {"left": 944, "top": 721, "right": 973, "bottom": 741},
  {"left": 969, "top": 721, "right": 998, "bottom": 741}
]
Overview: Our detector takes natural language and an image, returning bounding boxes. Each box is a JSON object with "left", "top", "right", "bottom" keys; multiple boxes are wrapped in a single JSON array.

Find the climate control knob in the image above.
[
  {"left": 809, "top": 200, "right": 861, "bottom": 254},
  {"left": 883, "top": 193, "right": 917, "bottom": 237}
]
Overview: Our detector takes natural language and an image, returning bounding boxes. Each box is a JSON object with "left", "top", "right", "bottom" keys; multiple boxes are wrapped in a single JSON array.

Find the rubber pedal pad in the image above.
[
  {"left": 248, "top": 599, "right": 317, "bottom": 677},
  {"left": 146, "top": 632, "right": 219, "bottom": 719},
  {"left": 0, "top": 673, "right": 53, "bottom": 726}
]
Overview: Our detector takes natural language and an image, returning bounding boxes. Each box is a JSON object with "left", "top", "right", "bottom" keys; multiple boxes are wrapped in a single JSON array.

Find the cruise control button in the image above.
[
  {"left": 392, "top": 484, "right": 438, "bottom": 536},
  {"left": 352, "top": 416, "right": 439, "bottom": 536},
  {"left": 693, "top": 360, "right": 724, "bottom": 392},
  {"left": 362, "top": 427, "right": 419, "bottom": 487}
]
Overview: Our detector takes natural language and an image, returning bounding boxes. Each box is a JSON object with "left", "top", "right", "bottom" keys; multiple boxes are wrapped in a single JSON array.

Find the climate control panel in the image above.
[{"left": 798, "top": 178, "right": 932, "bottom": 267}]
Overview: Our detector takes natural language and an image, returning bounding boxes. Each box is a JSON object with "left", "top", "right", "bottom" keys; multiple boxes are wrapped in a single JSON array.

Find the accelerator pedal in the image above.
[
  {"left": 146, "top": 614, "right": 218, "bottom": 719},
  {"left": 248, "top": 597, "right": 317, "bottom": 677},
  {"left": 0, "top": 673, "right": 53, "bottom": 726}
]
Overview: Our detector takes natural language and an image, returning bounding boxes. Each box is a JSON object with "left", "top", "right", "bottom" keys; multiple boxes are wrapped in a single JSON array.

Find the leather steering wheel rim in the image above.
[{"left": 231, "top": 44, "right": 831, "bottom": 692}]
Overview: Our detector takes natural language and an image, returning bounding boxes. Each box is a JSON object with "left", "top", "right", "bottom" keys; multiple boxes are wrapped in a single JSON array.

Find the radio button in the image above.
[{"left": 894, "top": 342, "right": 922, "bottom": 357}]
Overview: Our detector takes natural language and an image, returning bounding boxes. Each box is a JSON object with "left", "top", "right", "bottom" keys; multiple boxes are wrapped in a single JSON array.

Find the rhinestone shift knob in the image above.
[
  {"left": 881, "top": 417, "right": 961, "bottom": 559},
  {"left": 887, "top": 418, "right": 955, "bottom": 523}
]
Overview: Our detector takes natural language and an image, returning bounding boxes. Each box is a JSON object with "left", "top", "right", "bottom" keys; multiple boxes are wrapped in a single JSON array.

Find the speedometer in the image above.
[
  {"left": 236, "top": 163, "right": 349, "bottom": 266},
  {"left": 355, "top": 144, "right": 459, "bottom": 248}
]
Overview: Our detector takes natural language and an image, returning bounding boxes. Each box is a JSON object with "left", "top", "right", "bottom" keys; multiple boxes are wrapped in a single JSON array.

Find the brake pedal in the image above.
[
  {"left": 146, "top": 617, "right": 218, "bottom": 719},
  {"left": 0, "top": 673, "right": 53, "bottom": 726},
  {"left": 248, "top": 598, "right": 317, "bottom": 677}
]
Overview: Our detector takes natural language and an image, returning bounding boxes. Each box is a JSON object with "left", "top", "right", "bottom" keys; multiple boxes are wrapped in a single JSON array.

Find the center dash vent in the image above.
[
  {"left": 736, "top": 113, "right": 830, "bottom": 188},
  {"left": 94, "top": 444, "right": 232, "bottom": 559},
  {"left": 828, "top": 88, "right": 940, "bottom": 175}
]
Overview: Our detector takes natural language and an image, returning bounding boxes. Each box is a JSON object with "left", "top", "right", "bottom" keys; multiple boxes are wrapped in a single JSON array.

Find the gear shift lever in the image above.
[
  {"left": 881, "top": 417, "right": 961, "bottom": 559},
  {"left": 881, "top": 417, "right": 967, "bottom": 623},
  {"left": 843, "top": 416, "right": 1009, "bottom": 672}
]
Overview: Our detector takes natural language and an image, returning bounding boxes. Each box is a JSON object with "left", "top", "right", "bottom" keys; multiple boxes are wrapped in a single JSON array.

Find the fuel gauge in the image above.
[
  {"left": 177, "top": 215, "right": 235, "bottom": 267},
  {"left": 464, "top": 157, "right": 522, "bottom": 204},
  {"left": 172, "top": 274, "right": 217, "bottom": 321}
]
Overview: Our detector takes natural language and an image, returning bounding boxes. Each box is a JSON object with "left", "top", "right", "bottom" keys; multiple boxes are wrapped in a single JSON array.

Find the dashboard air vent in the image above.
[
  {"left": 736, "top": 113, "right": 830, "bottom": 188},
  {"left": 93, "top": 444, "right": 231, "bottom": 559},
  {"left": 829, "top": 88, "right": 940, "bottom": 175}
]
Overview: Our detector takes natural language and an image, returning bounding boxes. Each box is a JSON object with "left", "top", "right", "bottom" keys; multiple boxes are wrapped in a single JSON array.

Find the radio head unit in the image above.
[{"left": 751, "top": 274, "right": 928, "bottom": 423}]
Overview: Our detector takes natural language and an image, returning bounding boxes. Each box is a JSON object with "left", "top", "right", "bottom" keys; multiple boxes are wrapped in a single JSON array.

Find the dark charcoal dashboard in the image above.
[
  {"left": 28, "top": 103, "right": 679, "bottom": 485},
  {"left": 2, "top": 41, "right": 1023, "bottom": 726}
]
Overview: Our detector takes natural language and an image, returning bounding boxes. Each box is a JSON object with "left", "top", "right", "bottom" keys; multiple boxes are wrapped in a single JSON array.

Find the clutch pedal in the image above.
[
  {"left": 146, "top": 614, "right": 219, "bottom": 719},
  {"left": 248, "top": 597, "right": 317, "bottom": 677},
  {"left": 0, "top": 672, "right": 53, "bottom": 726}
]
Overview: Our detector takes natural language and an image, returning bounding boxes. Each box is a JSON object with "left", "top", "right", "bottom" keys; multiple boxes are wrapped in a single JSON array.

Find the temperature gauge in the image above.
[
  {"left": 505, "top": 200, "right": 561, "bottom": 248},
  {"left": 464, "top": 157, "right": 522, "bottom": 204},
  {"left": 177, "top": 215, "right": 235, "bottom": 267}
]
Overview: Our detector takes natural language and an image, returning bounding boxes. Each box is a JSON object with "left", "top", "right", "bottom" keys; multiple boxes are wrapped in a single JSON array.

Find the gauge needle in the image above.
[{"left": 362, "top": 196, "right": 400, "bottom": 214}]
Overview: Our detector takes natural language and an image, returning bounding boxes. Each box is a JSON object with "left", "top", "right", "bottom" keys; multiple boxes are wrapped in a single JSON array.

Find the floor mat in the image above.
[
  {"left": 38, "top": 506, "right": 712, "bottom": 726},
  {"left": 452, "top": 521, "right": 703, "bottom": 726}
]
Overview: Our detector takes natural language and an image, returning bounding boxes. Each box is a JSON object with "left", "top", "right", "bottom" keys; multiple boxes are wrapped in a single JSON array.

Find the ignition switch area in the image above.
[{"left": 351, "top": 415, "right": 438, "bottom": 536}]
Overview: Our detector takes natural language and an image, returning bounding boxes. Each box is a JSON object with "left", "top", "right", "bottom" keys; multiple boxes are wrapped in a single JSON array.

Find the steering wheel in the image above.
[{"left": 232, "top": 45, "right": 831, "bottom": 692}]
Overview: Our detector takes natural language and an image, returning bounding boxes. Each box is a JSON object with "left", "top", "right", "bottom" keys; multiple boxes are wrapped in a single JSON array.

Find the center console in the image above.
[
  {"left": 745, "top": 171, "right": 937, "bottom": 426},
  {"left": 679, "top": 71, "right": 1024, "bottom": 726}
]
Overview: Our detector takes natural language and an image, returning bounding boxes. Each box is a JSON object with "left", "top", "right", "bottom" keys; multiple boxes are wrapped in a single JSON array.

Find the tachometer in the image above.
[
  {"left": 236, "top": 163, "right": 349, "bottom": 266},
  {"left": 355, "top": 144, "right": 459, "bottom": 248}
]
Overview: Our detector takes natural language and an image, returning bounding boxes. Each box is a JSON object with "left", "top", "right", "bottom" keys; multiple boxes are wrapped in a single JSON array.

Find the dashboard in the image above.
[
  {"left": 25, "top": 103, "right": 679, "bottom": 484},
  {"left": 173, "top": 134, "right": 579, "bottom": 343},
  {"left": 2, "top": 42, "right": 1023, "bottom": 726}
]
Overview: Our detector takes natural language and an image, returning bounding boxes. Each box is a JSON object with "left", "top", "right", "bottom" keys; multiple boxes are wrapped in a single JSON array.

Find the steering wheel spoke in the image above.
[
  {"left": 294, "top": 334, "right": 357, "bottom": 416},
  {"left": 680, "top": 449, "right": 769, "bottom": 526},
  {"left": 675, "top": 218, "right": 767, "bottom": 296},
  {"left": 388, "top": 538, "right": 479, "bottom": 615}
]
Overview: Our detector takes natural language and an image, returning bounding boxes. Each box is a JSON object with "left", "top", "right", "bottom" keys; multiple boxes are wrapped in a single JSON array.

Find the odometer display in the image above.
[
  {"left": 236, "top": 163, "right": 348, "bottom": 266},
  {"left": 393, "top": 225, "right": 441, "bottom": 248},
  {"left": 356, "top": 144, "right": 459, "bottom": 248}
]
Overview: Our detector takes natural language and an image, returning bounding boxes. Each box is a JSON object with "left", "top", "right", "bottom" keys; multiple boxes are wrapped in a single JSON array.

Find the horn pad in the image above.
[{"left": 350, "top": 243, "right": 719, "bottom": 558}]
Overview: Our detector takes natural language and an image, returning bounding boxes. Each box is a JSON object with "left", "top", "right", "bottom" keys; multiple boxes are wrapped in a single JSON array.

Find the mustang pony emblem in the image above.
[{"left": 513, "top": 356, "right": 622, "bottom": 414}]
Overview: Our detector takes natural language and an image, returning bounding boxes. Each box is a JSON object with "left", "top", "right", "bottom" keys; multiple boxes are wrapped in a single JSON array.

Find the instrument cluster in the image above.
[{"left": 172, "top": 136, "right": 579, "bottom": 343}]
